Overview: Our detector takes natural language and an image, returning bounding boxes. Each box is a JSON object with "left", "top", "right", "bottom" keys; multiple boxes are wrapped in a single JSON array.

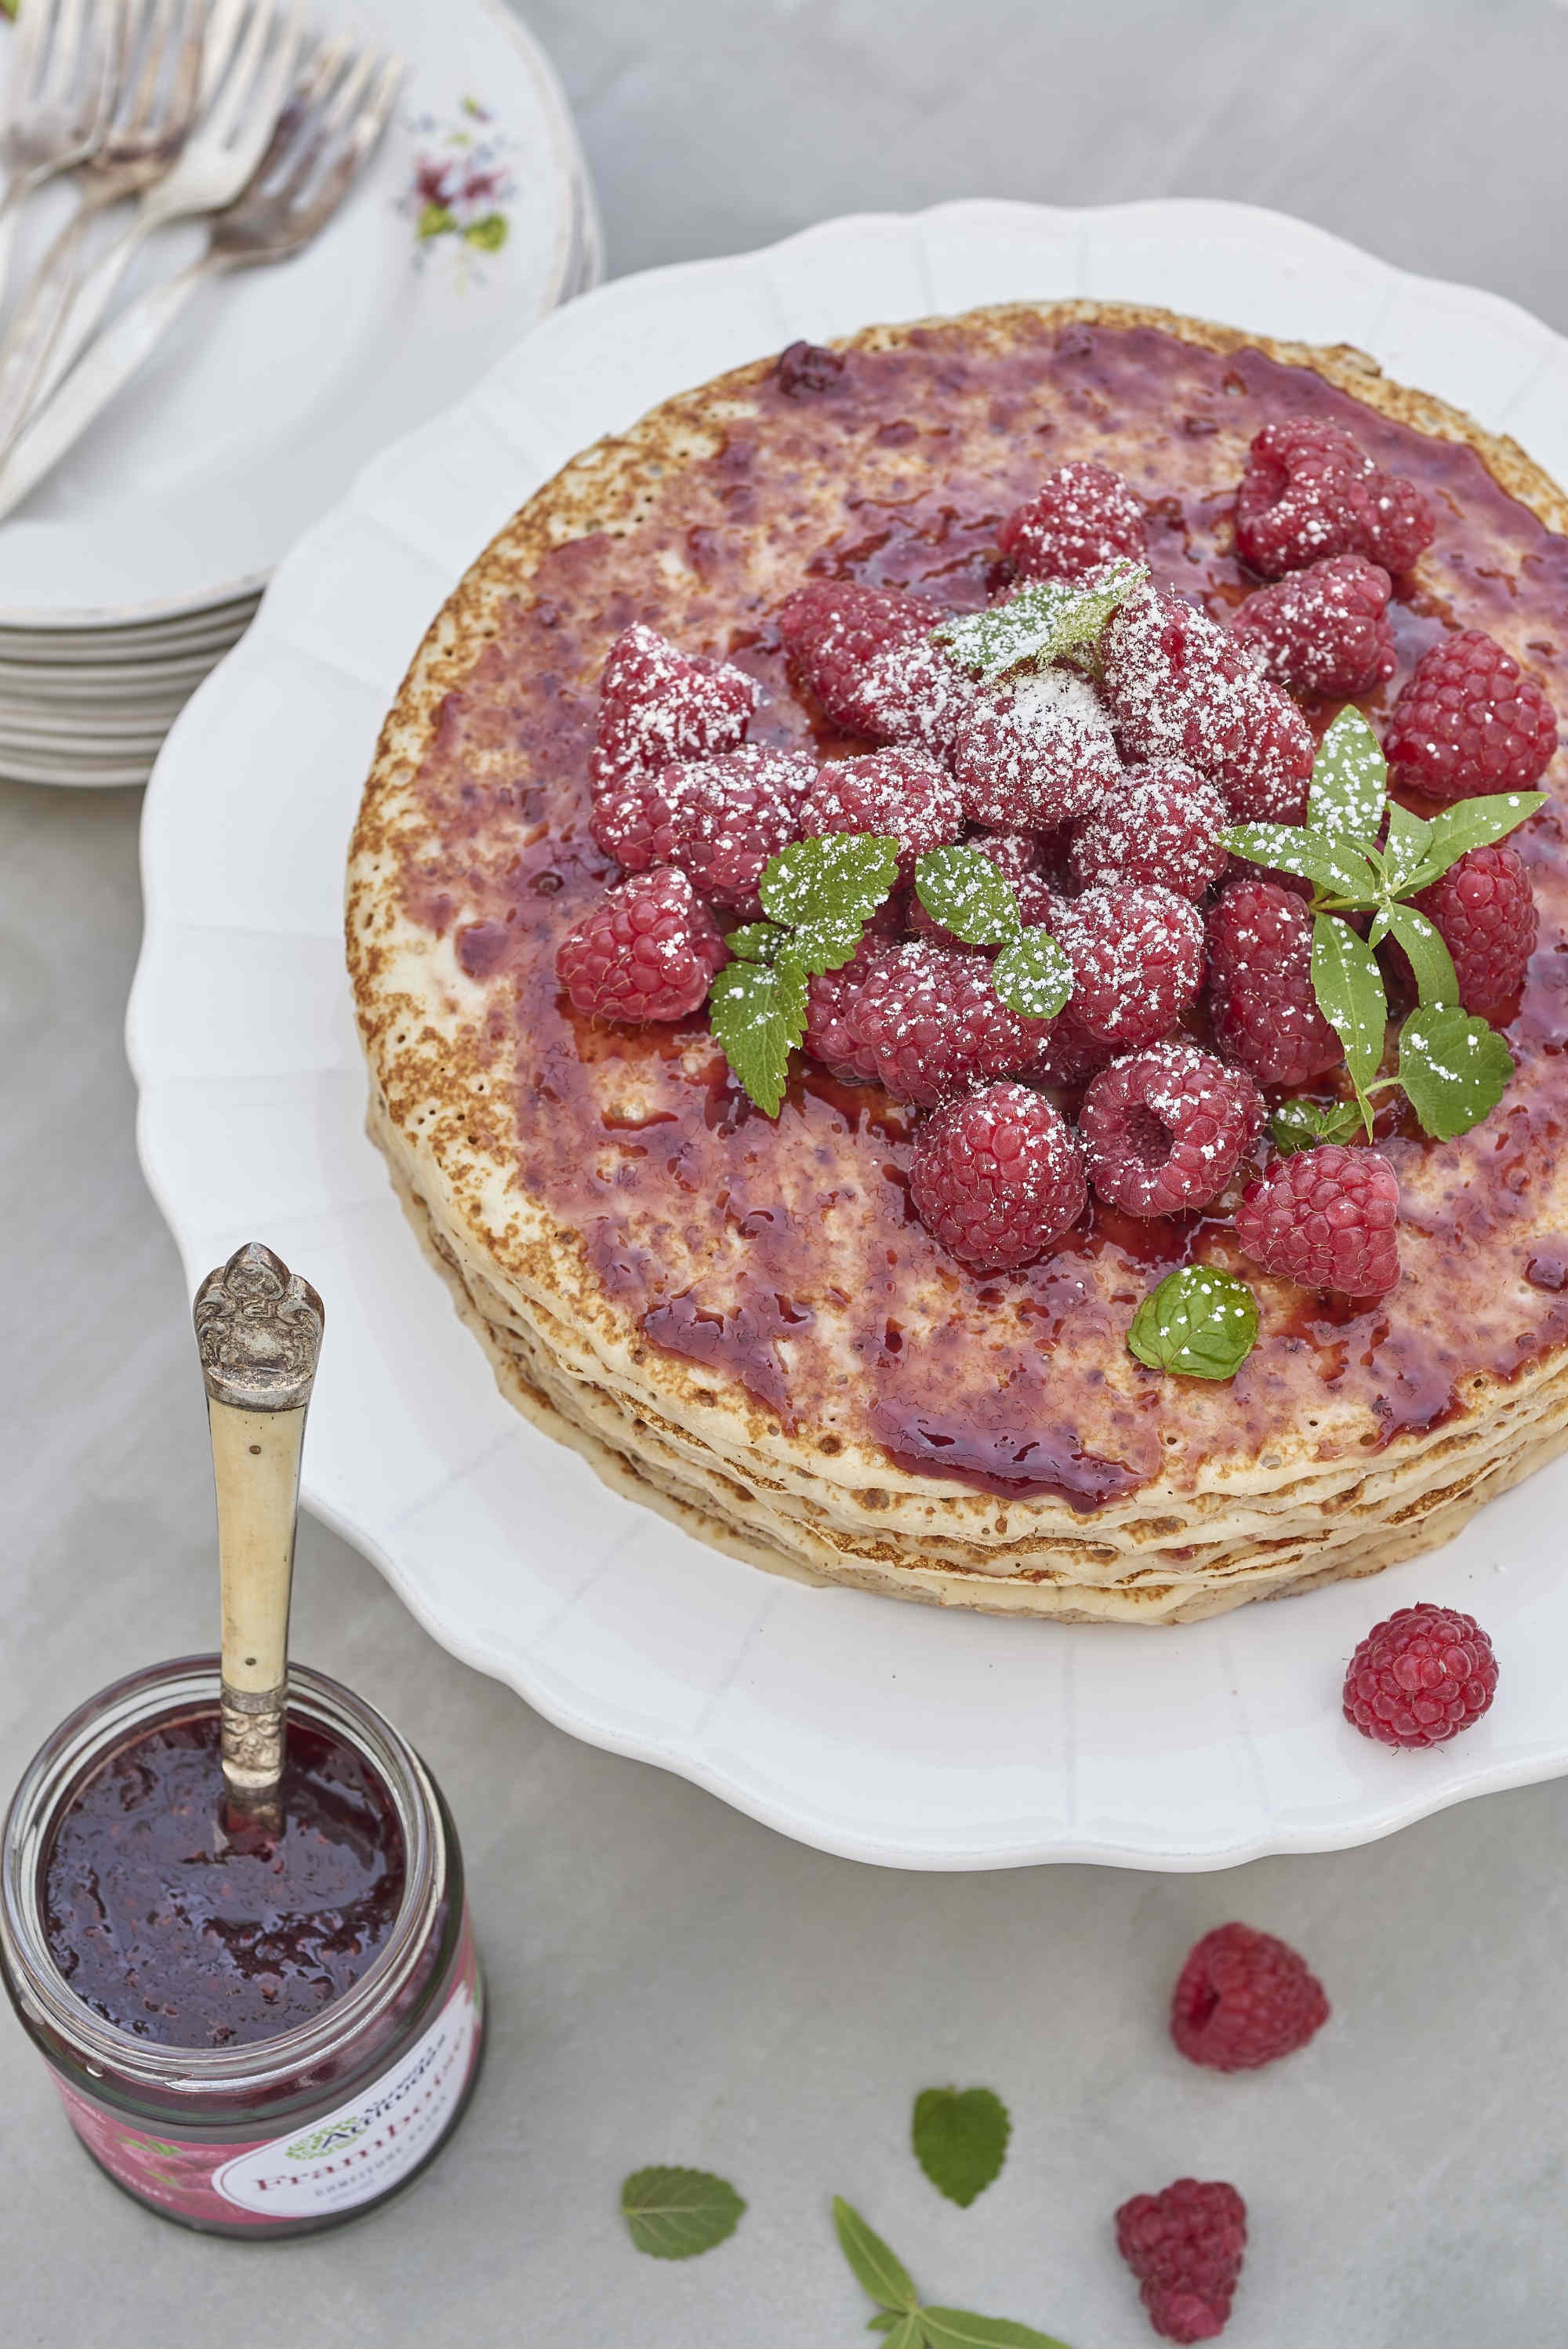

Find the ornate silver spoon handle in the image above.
[{"left": 193, "top": 1242, "right": 325, "bottom": 1821}]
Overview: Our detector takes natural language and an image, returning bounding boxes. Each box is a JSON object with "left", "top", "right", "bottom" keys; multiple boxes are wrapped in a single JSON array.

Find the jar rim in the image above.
[{"left": 0, "top": 1655, "right": 445, "bottom": 2095}]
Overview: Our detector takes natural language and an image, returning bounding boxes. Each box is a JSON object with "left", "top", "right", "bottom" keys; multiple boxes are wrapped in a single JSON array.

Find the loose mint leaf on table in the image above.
[
  {"left": 1270, "top": 1097, "right": 1366, "bottom": 1154},
  {"left": 914, "top": 845, "right": 1022, "bottom": 947},
  {"left": 620, "top": 2166, "right": 746, "bottom": 2259},
  {"left": 708, "top": 957, "right": 808, "bottom": 1119},
  {"left": 931, "top": 561, "right": 1147, "bottom": 684},
  {"left": 1221, "top": 821, "right": 1379, "bottom": 903},
  {"left": 1396, "top": 790, "right": 1547, "bottom": 895},
  {"left": 760, "top": 831, "right": 901, "bottom": 931},
  {"left": 833, "top": 2197, "right": 920, "bottom": 2315},
  {"left": 1398, "top": 1004, "right": 1514, "bottom": 1140},
  {"left": 993, "top": 929, "right": 1073, "bottom": 1021},
  {"left": 1310, "top": 913, "right": 1388, "bottom": 1101},
  {"left": 912, "top": 2086, "right": 1011, "bottom": 2208},
  {"left": 1127, "top": 1267, "right": 1260, "bottom": 1381},
  {"left": 1307, "top": 703, "right": 1388, "bottom": 846},
  {"left": 921, "top": 2311, "right": 1075, "bottom": 2349},
  {"left": 1376, "top": 900, "right": 1459, "bottom": 1007}
]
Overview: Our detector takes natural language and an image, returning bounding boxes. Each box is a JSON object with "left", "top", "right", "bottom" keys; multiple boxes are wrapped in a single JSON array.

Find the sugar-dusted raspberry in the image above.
[
  {"left": 1054, "top": 884, "right": 1205, "bottom": 1051},
  {"left": 1236, "top": 1143, "right": 1401, "bottom": 1298},
  {"left": 1101, "top": 585, "right": 1313, "bottom": 823},
  {"left": 1234, "top": 417, "right": 1435, "bottom": 579},
  {"left": 590, "top": 621, "right": 759, "bottom": 794},
  {"left": 1069, "top": 760, "right": 1229, "bottom": 901},
  {"left": 909, "top": 1082, "right": 1087, "bottom": 1271},
  {"left": 802, "top": 935, "right": 898, "bottom": 1083},
  {"left": 907, "top": 829, "right": 1055, "bottom": 947},
  {"left": 1406, "top": 840, "right": 1537, "bottom": 1018},
  {"left": 591, "top": 746, "right": 815, "bottom": 915},
  {"left": 800, "top": 746, "right": 964, "bottom": 884},
  {"left": 1115, "top": 2179, "right": 1247, "bottom": 2346},
  {"left": 1230, "top": 554, "right": 1396, "bottom": 699},
  {"left": 1171, "top": 1922, "right": 1330, "bottom": 2073},
  {"left": 777, "top": 579, "right": 977, "bottom": 753},
  {"left": 1343, "top": 1601, "right": 1499, "bottom": 1748},
  {"left": 846, "top": 941, "right": 1050, "bottom": 1104},
  {"left": 1080, "top": 1042, "right": 1262, "bottom": 1217},
  {"left": 996, "top": 460, "right": 1147, "bottom": 583},
  {"left": 1206, "top": 877, "right": 1344, "bottom": 1087},
  {"left": 949, "top": 667, "right": 1123, "bottom": 830},
  {"left": 775, "top": 339, "right": 844, "bottom": 396},
  {"left": 1029, "top": 1002, "right": 1119, "bottom": 1087},
  {"left": 555, "top": 868, "right": 728, "bottom": 1023},
  {"left": 1384, "top": 629, "right": 1559, "bottom": 802}
]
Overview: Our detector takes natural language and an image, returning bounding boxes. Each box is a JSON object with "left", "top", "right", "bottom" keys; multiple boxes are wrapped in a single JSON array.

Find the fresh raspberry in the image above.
[
  {"left": 1206, "top": 877, "right": 1344, "bottom": 1087},
  {"left": 997, "top": 460, "right": 1147, "bottom": 583},
  {"left": 1235, "top": 1144, "right": 1401, "bottom": 1298},
  {"left": 908, "top": 829, "right": 1057, "bottom": 947},
  {"left": 802, "top": 935, "right": 898, "bottom": 1084},
  {"left": 846, "top": 941, "right": 1051, "bottom": 1104},
  {"left": 949, "top": 667, "right": 1123, "bottom": 831},
  {"left": 1171, "top": 1922, "right": 1330, "bottom": 2073},
  {"left": 777, "top": 579, "right": 977, "bottom": 753},
  {"left": 1234, "top": 417, "right": 1435, "bottom": 578},
  {"left": 1101, "top": 586, "right": 1313, "bottom": 823},
  {"left": 775, "top": 339, "right": 844, "bottom": 396},
  {"left": 555, "top": 868, "right": 728, "bottom": 1023},
  {"left": 1029, "top": 1003, "right": 1119, "bottom": 1087},
  {"left": 1080, "top": 1043, "right": 1262, "bottom": 1217},
  {"left": 1384, "top": 629, "right": 1558, "bottom": 802},
  {"left": 1069, "top": 761, "right": 1229, "bottom": 901},
  {"left": 1054, "top": 884, "right": 1205, "bottom": 1051},
  {"left": 1115, "top": 2179, "right": 1247, "bottom": 2346},
  {"left": 1342, "top": 1602, "right": 1499, "bottom": 1748},
  {"left": 1229, "top": 554, "right": 1396, "bottom": 699},
  {"left": 590, "top": 746, "right": 815, "bottom": 915},
  {"left": 590, "top": 622, "right": 758, "bottom": 794},
  {"left": 909, "top": 1081, "right": 1087, "bottom": 1271},
  {"left": 1406, "top": 841, "right": 1538, "bottom": 1017},
  {"left": 800, "top": 746, "right": 964, "bottom": 884}
]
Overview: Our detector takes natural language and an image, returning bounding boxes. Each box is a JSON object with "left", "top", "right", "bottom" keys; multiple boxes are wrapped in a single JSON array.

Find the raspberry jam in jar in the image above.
[{"left": 0, "top": 1656, "right": 485, "bottom": 2237}]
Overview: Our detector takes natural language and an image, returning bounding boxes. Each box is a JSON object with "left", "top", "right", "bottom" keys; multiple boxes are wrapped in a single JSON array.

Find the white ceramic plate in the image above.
[
  {"left": 129, "top": 200, "right": 1568, "bottom": 1871},
  {"left": 0, "top": 0, "right": 592, "bottom": 625}
]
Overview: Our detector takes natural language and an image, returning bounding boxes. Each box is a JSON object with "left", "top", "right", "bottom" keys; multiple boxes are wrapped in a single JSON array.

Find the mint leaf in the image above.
[
  {"left": 789, "top": 917, "right": 870, "bottom": 978},
  {"left": 1382, "top": 800, "right": 1436, "bottom": 895},
  {"left": 932, "top": 563, "right": 1146, "bottom": 684},
  {"left": 1221, "top": 822, "right": 1379, "bottom": 903},
  {"left": 921, "top": 2312, "right": 1074, "bottom": 2349},
  {"left": 1310, "top": 913, "right": 1388, "bottom": 1094},
  {"left": 868, "top": 2319, "right": 902, "bottom": 2338},
  {"left": 1308, "top": 704, "right": 1387, "bottom": 846},
  {"left": 1398, "top": 1004, "right": 1513, "bottom": 1139},
  {"left": 708, "top": 957, "right": 808, "bottom": 1118},
  {"left": 620, "top": 2167, "right": 745, "bottom": 2259},
  {"left": 992, "top": 929, "right": 1073, "bottom": 1020},
  {"left": 1379, "top": 901, "right": 1458, "bottom": 1006},
  {"left": 760, "top": 832, "right": 900, "bottom": 930},
  {"left": 914, "top": 845, "right": 1022, "bottom": 946},
  {"left": 1398, "top": 790, "right": 1547, "bottom": 895},
  {"left": 833, "top": 2198, "right": 920, "bottom": 2315},
  {"left": 912, "top": 2087, "right": 1010, "bottom": 2209},
  {"left": 724, "top": 921, "right": 786, "bottom": 963},
  {"left": 1271, "top": 1097, "right": 1366, "bottom": 1154},
  {"left": 1127, "top": 1267, "right": 1259, "bottom": 1380}
]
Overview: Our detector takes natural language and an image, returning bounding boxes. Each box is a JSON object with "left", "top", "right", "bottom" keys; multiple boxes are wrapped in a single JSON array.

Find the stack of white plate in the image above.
[{"left": 0, "top": 0, "right": 599, "bottom": 788}]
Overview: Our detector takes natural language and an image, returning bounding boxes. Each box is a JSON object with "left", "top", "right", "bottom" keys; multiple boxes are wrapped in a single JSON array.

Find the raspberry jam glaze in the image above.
[{"left": 395, "top": 317, "right": 1568, "bottom": 1507}]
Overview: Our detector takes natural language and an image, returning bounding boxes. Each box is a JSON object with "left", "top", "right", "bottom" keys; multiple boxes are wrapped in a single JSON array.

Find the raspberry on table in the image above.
[
  {"left": 1115, "top": 2178, "right": 1247, "bottom": 2345},
  {"left": 1343, "top": 1602, "right": 1499, "bottom": 1748},
  {"left": 1054, "top": 884, "right": 1206, "bottom": 1051},
  {"left": 1234, "top": 417, "right": 1436, "bottom": 578},
  {"left": 800, "top": 746, "right": 964, "bottom": 884},
  {"left": 908, "top": 829, "right": 1055, "bottom": 947},
  {"left": 909, "top": 1081, "right": 1087, "bottom": 1271},
  {"left": 1171, "top": 1922, "right": 1330, "bottom": 2073},
  {"left": 802, "top": 935, "right": 898, "bottom": 1083},
  {"left": 775, "top": 339, "right": 844, "bottom": 396},
  {"left": 1230, "top": 554, "right": 1396, "bottom": 699},
  {"left": 776, "top": 579, "right": 978, "bottom": 752},
  {"left": 590, "top": 621, "right": 759, "bottom": 794},
  {"left": 1235, "top": 1143, "right": 1401, "bottom": 1298},
  {"left": 1406, "top": 840, "right": 1537, "bottom": 1017},
  {"left": 845, "top": 940, "right": 1051, "bottom": 1103},
  {"left": 1101, "top": 585, "right": 1314, "bottom": 824},
  {"left": 949, "top": 666, "right": 1123, "bottom": 830},
  {"left": 1069, "top": 760, "right": 1229, "bottom": 901},
  {"left": 996, "top": 459, "right": 1148, "bottom": 583},
  {"left": 591, "top": 746, "right": 815, "bottom": 915},
  {"left": 1384, "top": 629, "right": 1558, "bottom": 802},
  {"left": 1206, "top": 877, "right": 1345, "bottom": 1087},
  {"left": 555, "top": 868, "right": 728, "bottom": 1023},
  {"left": 1080, "top": 1042, "right": 1262, "bottom": 1217}
]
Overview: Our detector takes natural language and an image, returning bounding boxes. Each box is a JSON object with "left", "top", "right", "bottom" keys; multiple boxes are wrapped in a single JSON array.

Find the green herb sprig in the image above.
[
  {"left": 1127, "top": 1265, "right": 1261, "bottom": 1381},
  {"left": 834, "top": 2198, "right": 1072, "bottom": 2349},
  {"left": 913, "top": 845, "right": 1073, "bottom": 1019},
  {"left": 930, "top": 563, "right": 1148, "bottom": 686}
]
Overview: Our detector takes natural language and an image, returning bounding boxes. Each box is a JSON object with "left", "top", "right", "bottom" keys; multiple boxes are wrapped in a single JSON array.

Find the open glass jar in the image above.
[{"left": 0, "top": 1655, "right": 484, "bottom": 2238}]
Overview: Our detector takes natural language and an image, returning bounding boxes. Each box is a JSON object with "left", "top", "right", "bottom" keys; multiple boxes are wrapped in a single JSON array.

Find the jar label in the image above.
[{"left": 51, "top": 1916, "right": 482, "bottom": 2230}]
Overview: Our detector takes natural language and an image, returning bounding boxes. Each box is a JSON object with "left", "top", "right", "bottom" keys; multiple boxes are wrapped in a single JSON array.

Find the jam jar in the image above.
[{"left": 0, "top": 1654, "right": 485, "bottom": 2237}]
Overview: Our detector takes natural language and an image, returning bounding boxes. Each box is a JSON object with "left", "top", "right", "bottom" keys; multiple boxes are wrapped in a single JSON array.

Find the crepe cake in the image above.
[{"left": 347, "top": 301, "right": 1568, "bottom": 1624}]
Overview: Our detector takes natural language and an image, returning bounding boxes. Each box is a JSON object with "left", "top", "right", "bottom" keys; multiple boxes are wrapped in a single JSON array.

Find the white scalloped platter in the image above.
[{"left": 129, "top": 201, "right": 1568, "bottom": 1871}]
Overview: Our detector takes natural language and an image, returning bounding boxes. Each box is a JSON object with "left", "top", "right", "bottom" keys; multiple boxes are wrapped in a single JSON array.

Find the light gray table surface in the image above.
[{"left": 7, "top": 3, "right": 1568, "bottom": 2343}]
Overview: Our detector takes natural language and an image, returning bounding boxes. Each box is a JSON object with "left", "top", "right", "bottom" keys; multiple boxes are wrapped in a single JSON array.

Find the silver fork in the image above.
[
  {"left": 0, "top": 42, "right": 402, "bottom": 524},
  {"left": 0, "top": 0, "right": 125, "bottom": 305},
  {"left": 0, "top": 0, "right": 204, "bottom": 452}
]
